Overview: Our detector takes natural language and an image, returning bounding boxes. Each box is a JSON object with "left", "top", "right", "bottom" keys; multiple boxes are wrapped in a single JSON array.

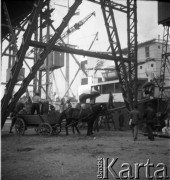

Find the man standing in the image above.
[
  {"left": 108, "top": 91, "right": 115, "bottom": 109},
  {"left": 66, "top": 99, "right": 72, "bottom": 117},
  {"left": 143, "top": 103, "right": 155, "bottom": 141},
  {"left": 31, "top": 92, "right": 41, "bottom": 114},
  {"left": 118, "top": 110, "right": 124, "bottom": 131},
  {"left": 129, "top": 105, "right": 140, "bottom": 141}
]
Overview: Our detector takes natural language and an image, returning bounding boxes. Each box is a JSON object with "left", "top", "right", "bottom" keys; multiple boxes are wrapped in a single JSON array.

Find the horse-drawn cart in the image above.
[
  {"left": 14, "top": 91, "right": 108, "bottom": 137},
  {"left": 15, "top": 111, "right": 61, "bottom": 137}
]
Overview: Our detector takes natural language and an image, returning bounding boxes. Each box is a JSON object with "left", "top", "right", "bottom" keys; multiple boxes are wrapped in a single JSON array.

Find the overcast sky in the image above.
[{"left": 51, "top": 0, "right": 163, "bottom": 50}]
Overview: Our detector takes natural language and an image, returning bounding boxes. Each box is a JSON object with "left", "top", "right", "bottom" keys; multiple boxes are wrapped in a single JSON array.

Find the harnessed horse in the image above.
[{"left": 58, "top": 104, "right": 106, "bottom": 136}]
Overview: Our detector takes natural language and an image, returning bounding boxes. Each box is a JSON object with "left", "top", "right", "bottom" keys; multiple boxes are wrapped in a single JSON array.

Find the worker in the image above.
[
  {"left": 118, "top": 110, "right": 124, "bottom": 131},
  {"left": 60, "top": 97, "right": 67, "bottom": 113},
  {"left": 107, "top": 92, "right": 116, "bottom": 130},
  {"left": 129, "top": 105, "right": 141, "bottom": 141},
  {"left": 31, "top": 92, "right": 41, "bottom": 114},
  {"left": 162, "top": 115, "right": 170, "bottom": 135},
  {"left": 66, "top": 99, "right": 72, "bottom": 117},
  {"left": 143, "top": 103, "right": 156, "bottom": 141},
  {"left": 9, "top": 98, "right": 25, "bottom": 133},
  {"left": 108, "top": 91, "right": 115, "bottom": 109}
]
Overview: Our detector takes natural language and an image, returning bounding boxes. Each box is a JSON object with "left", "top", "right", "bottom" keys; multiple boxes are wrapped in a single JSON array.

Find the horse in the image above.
[
  {"left": 79, "top": 103, "right": 106, "bottom": 136},
  {"left": 58, "top": 103, "right": 106, "bottom": 136},
  {"left": 58, "top": 108, "right": 80, "bottom": 136}
]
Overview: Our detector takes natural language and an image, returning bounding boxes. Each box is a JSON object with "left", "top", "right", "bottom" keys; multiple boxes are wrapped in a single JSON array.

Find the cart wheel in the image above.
[
  {"left": 38, "top": 123, "right": 52, "bottom": 137},
  {"left": 15, "top": 118, "right": 25, "bottom": 135}
]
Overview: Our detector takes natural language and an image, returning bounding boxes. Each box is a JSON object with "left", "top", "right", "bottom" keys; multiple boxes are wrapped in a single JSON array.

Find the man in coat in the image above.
[{"left": 143, "top": 103, "right": 156, "bottom": 141}]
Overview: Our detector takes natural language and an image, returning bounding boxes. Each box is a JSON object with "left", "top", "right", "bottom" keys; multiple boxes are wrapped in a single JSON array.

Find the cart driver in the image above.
[
  {"left": 66, "top": 99, "right": 72, "bottom": 117},
  {"left": 31, "top": 92, "right": 41, "bottom": 114}
]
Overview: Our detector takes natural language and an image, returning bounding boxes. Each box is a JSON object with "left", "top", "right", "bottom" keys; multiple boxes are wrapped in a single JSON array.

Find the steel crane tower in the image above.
[
  {"left": 1, "top": 0, "right": 137, "bottom": 129},
  {"left": 1, "top": 0, "right": 83, "bottom": 128},
  {"left": 99, "top": 0, "right": 137, "bottom": 111}
]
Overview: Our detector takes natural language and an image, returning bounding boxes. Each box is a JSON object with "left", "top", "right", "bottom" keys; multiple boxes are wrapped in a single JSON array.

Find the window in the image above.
[
  {"left": 151, "top": 64, "right": 154, "bottom": 67},
  {"left": 81, "top": 78, "right": 88, "bottom": 85},
  {"left": 91, "top": 85, "right": 101, "bottom": 93},
  {"left": 101, "top": 84, "right": 114, "bottom": 94},
  {"left": 158, "top": 45, "right": 160, "bottom": 49},
  {"left": 145, "top": 46, "right": 150, "bottom": 58},
  {"left": 140, "top": 66, "right": 143, "bottom": 69},
  {"left": 115, "top": 83, "right": 121, "bottom": 93}
]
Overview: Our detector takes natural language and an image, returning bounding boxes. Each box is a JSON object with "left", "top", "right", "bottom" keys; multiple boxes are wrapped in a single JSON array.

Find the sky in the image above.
[
  {"left": 51, "top": 0, "right": 163, "bottom": 49},
  {"left": 1, "top": 0, "right": 165, "bottom": 99}
]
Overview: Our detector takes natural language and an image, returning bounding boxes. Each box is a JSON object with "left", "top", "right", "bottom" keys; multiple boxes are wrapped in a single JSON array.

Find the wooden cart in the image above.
[{"left": 15, "top": 111, "right": 61, "bottom": 137}]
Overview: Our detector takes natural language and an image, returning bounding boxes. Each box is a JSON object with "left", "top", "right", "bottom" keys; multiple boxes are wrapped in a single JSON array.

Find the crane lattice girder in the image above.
[
  {"left": 40, "top": 11, "right": 95, "bottom": 44},
  {"left": 57, "top": 11, "right": 95, "bottom": 43},
  {"left": 160, "top": 26, "right": 170, "bottom": 99},
  {"left": 29, "top": 40, "right": 130, "bottom": 62},
  {"left": 26, "top": 10, "right": 95, "bottom": 76},
  {"left": 88, "top": 0, "right": 127, "bottom": 13},
  {"left": 2, "top": 15, "right": 30, "bottom": 55},
  {"left": 64, "top": 31, "right": 99, "bottom": 97},
  {"left": 3, "top": 1, "right": 33, "bottom": 103},
  {"left": 100, "top": 0, "right": 135, "bottom": 111},
  {"left": 127, "top": 0, "right": 138, "bottom": 107},
  {"left": 1, "top": 0, "right": 82, "bottom": 129},
  {"left": 1, "top": 0, "right": 44, "bottom": 128},
  {"left": 3, "top": 2, "right": 18, "bottom": 54}
]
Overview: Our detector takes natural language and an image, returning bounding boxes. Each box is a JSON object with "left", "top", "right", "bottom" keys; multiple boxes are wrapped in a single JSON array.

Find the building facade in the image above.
[{"left": 84, "top": 39, "right": 170, "bottom": 93}]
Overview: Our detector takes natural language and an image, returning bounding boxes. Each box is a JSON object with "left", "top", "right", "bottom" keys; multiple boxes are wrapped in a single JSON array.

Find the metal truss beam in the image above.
[
  {"left": 64, "top": 32, "right": 99, "bottom": 97},
  {"left": 1, "top": 0, "right": 44, "bottom": 128},
  {"left": 3, "top": 2, "right": 18, "bottom": 55},
  {"left": 160, "top": 26, "right": 170, "bottom": 99},
  {"left": 127, "top": 0, "right": 138, "bottom": 107},
  {"left": 2, "top": 15, "right": 29, "bottom": 56},
  {"left": 3, "top": 2, "right": 33, "bottom": 76},
  {"left": 40, "top": 68, "right": 76, "bottom": 98},
  {"left": 29, "top": 40, "right": 130, "bottom": 62},
  {"left": 1, "top": 0, "right": 82, "bottom": 129},
  {"left": 88, "top": 0, "right": 127, "bottom": 13},
  {"left": 100, "top": 0, "right": 134, "bottom": 111},
  {"left": 58, "top": 37, "right": 88, "bottom": 77},
  {"left": 3, "top": 53, "right": 34, "bottom": 60}
]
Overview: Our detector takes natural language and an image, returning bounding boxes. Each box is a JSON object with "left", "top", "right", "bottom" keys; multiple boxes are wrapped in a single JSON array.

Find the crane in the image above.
[
  {"left": 57, "top": 11, "right": 95, "bottom": 44},
  {"left": 1, "top": 0, "right": 82, "bottom": 128},
  {"left": 64, "top": 32, "right": 99, "bottom": 97},
  {"left": 26, "top": 11, "right": 96, "bottom": 56},
  {"left": 25, "top": 11, "right": 96, "bottom": 100}
]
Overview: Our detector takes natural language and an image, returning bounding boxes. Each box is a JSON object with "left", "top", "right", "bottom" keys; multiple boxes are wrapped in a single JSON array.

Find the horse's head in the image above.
[
  {"left": 91, "top": 103, "right": 107, "bottom": 116},
  {"left": 101, "top": 103, "right": 108, "bottom": 113}
]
